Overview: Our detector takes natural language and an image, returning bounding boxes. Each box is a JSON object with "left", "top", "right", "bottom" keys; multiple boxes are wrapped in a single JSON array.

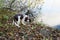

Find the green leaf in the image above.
[
  {"left": 3, "top": 15, "right": 9, "bottom": 20},
  {"left": 0, "top": 32, "right": 3, "bottom": 36},
  {"left": 0, "top": 22, "right": 3, "bottom": 26}
]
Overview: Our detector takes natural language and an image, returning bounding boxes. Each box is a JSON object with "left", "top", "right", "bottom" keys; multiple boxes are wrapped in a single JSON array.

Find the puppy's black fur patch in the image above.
[
  {"left": 14, "top": 14, "right": 23, "bottom": 21},
  {"left": 24, "top": 17, "right": 29, "bottom": 22},
  {"left": 24, "top": 17, "right": 31, "bottom": 22},
  {"left": 29, "top": 19, "right": 31, "bottom": 22}
]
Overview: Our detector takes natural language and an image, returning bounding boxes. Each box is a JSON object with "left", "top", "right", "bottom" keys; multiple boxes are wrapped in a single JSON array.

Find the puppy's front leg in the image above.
[
  {"left": 22, "top": 18, "right": 26, "bottom": 25},
  {"left": 17, "top": 16, "right": 20, "bottom": 25},
  {"left": 12, "top": 20, "right": 20, "bottom": 27},
  {"left": 15, "top": 16, "right": 21, "bottom": 27},
  {"left": 14, "top": 22, "right": 20, "bottom": 27}
]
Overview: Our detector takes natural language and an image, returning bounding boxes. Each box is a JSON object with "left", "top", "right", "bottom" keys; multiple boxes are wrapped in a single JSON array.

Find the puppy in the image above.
[{"left": 13, "top": 14, "right": 31, "bottom": 27}]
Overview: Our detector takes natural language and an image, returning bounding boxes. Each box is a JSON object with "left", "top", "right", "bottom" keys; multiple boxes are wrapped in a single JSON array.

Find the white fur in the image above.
[
  {"left": 13, "top": 15, "right": 29, "bottom": 27},
  {"left": 22, "top": 15, "right": 28, "bottom": 25},
  {"left": 17, "top": 16, "right": 20, "bottom": 25}
]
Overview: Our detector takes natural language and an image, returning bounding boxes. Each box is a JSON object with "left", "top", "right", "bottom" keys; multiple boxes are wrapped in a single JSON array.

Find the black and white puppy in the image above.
[{"left": 13, "top": 14, "right": 31, "bottom": 27}]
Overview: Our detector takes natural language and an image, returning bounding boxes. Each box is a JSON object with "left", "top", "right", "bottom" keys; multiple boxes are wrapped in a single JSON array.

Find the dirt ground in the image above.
[{"left": 0, "top": 8, "right": 60, "bottom": 40}]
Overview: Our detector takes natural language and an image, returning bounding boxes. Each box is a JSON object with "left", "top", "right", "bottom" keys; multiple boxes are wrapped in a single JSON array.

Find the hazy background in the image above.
[{"left": 41, "top": 0, "right": 60, "bottom": 27}]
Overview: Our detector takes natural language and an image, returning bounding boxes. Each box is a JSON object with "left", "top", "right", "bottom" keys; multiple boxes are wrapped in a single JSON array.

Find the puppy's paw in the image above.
[
  {"left": 22, "top": 23, "right": 26, "bottom": 25},
  {"left": 16, "top": 25, "right": 20, "bottom": 28}
]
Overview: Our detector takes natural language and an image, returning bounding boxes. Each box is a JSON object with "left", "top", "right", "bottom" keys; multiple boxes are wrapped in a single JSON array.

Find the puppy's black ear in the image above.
[
  {"left": 25, "top": 10, "right": 30, "bottom": 15},
  {"left": 25, "top": 10, "right": 34, "bottom": 17},
  {"left": 29, "top": 19, "right": 31, "bottom": 22}
]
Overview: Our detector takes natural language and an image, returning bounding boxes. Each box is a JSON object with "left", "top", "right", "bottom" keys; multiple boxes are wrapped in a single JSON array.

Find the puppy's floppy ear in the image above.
[
  {"left": 25, "top": 10, "right": 30, "bottom": 15},
  {"left": 29, "top": 19, "right": 31, "bottom": 22}
]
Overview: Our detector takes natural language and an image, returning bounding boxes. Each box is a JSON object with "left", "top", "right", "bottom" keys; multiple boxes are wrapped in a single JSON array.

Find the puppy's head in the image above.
[
  {"left": 24, "top": 17, "right": 32, "bottom": 25},
  {"left": 24, "top": 17, "right": 31, "bottom": 23}
]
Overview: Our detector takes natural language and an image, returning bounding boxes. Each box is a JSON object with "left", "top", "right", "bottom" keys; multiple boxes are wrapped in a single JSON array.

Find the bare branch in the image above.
[{"left": 10, "top": 0, "right": 16, "bottom": 8}]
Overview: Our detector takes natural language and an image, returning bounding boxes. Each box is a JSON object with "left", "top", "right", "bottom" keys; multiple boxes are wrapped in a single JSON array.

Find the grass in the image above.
[{"left": 0, "top": 8, "right": 60, "bottom": 40}]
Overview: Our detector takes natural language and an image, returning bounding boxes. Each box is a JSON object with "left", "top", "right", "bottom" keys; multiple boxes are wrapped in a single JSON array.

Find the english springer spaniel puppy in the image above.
[{"left": 13, "top": 14, "right": 31, "bottom": 27}]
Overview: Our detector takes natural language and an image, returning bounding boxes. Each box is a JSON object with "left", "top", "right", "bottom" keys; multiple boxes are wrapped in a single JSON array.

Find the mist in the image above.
[{"left": 40, "top": 0, "right": 60, "bottom": 27}]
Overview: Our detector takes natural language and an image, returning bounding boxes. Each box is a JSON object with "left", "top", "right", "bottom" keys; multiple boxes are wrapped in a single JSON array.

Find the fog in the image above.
[{"left": 41, "top": 0, "right": 60, "bottom": 27}]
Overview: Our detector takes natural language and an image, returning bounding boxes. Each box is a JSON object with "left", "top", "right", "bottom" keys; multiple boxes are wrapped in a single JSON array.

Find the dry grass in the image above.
[{"left": 0, "top": 8, "right": 60, "bottom": 40}]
